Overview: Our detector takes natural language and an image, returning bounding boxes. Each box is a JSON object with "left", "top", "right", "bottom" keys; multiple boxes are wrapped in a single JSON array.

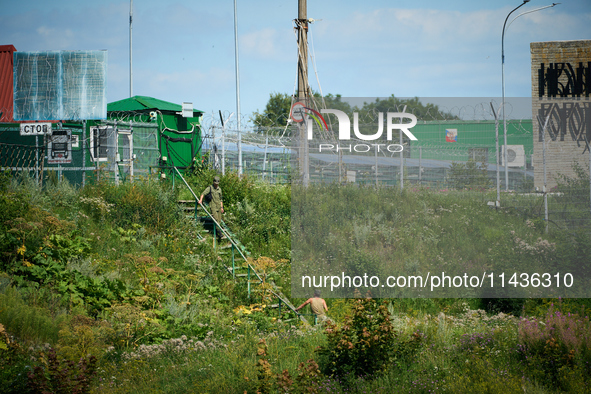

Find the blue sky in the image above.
[{"left": 1, "top": 0, "right": 589, "bottom": 124}]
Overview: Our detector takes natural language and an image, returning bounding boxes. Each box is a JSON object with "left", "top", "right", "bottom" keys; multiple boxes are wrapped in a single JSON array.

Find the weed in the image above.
[
  {"left": 27, "top": 347, "right": 97, "bottom": 394},
  {"left": 518, "top": 306, "right": 591, "bottom": 389}
]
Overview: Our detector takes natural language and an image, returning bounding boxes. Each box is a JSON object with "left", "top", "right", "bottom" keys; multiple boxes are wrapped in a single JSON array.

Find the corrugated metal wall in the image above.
[
  {"left": 0, "top": 45, "right": 16, "bottom": 123},
  {"left": 409, "top": 119, "right": 533, "bottom": 164}
]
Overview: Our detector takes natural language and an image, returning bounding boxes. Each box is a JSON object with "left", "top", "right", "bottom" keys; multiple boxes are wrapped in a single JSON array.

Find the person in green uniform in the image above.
[
  {"left": 198, "top": 176, "right": 224, "bottom": 239},
  {"left": 295, "top": 289, "right": 329, "bottom": 323}
]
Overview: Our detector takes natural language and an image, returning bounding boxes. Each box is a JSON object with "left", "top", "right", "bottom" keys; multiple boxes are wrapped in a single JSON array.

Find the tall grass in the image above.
[
  {"left": 1, "top": 169, "right": 590, "bottom": 393},
  {"left": 291, "top": 183, "right": 584, "bottom": 298},
  {"left": 0, "top": 286, "right": 67, "bottom": 345}
]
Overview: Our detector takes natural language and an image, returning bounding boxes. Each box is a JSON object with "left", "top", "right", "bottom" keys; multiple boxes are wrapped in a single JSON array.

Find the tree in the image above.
[
  {"left": 250, "top": 93, "right": 457, "bottom": 136},
  {"left": 357, "top": 95, "right": 457, "bottom": 121},
  {"left": 251, "top": 92, "right": 354, "bottom": 136},
  {"left": 251, "top": 93, "right": 292, "bottom": 134}
]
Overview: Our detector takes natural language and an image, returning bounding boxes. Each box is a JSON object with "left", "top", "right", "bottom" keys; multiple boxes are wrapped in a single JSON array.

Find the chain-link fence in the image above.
[
  {"left": 200, "top": 115, "right": 535, "bottom": 190},
  {"left": 199, "top": 99, "right": 591, "bottom": 231},
  {"left": 0, "top": 119, "right": 159, "bottom": 186},
  {"left": 2, "top": 98, "right": 589, "bottom": 230}
]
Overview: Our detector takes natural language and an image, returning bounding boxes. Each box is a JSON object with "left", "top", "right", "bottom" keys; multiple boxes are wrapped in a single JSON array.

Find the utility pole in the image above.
[{"left": 297, "top": 0, "right": 309, "bottom": 186}]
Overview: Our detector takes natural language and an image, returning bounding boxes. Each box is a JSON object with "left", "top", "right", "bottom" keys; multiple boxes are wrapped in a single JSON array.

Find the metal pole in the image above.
[
  {"left": 338, "top": 150, "right": 342, "bottom": 184},
  {"left": 263, "top": 135, "right": 268, "bottom": 180},
  {"left": 115, "top": 126, "right": 120, "bottom": 185},
  {"left": 82, "top": 120, "right": 86, "bottom": 187},
  {"left": 400, "top": 106, "right": 406, "bottom": 190},
  {"left": 232, "top": 245, "right": 236, "bottom": 279},
  {"left": 375, "top": 142, "right": 378, "bottom": 187},
  {"left": 130, "top": 121, "right": 134, "bottom": 181},
  {"left": 523, "top": 155, "right": 527, "bottom": 188},
  {"left": 211, "top": 119, "right": 216, "bottom": 170},
  {"left": 222, "top": 126, "right": 225, "bottom": 175},
  {"left": 400, "top": 128, "right": 404, "bottom": 190},
  {"left": 219, "top": 111, "right": 232, "bottom": 176},
  {"left": 234, "top": 0, "right": 242, "bottom": 175},
  {"left": 419, "top": 146, "right": 422, "bottom": 185},
  {"left": 95, "top": 127, "right": 99, "bottom": 182},
  {"left": 247, "top": 265, "right": 251, "bottom": 298},
  {"left": 502, "top": 1, "right": 528, "bottom": 191},
  {"left": 491, "top": 102, "right": 501, "bottom": 203},
  {"left": 502, "top": 1, "right": 558, "bottom": 191},
  {"left": 129, "top": 0, "right": 133, "bottom": 97},
  {"left": 35, "top": 135, "right": 39, "bottom": 185}
]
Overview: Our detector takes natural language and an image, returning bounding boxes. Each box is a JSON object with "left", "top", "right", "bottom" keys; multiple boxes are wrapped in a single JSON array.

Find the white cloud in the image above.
[
  {"left": 241, "top": 28, "right": 292, "bottom": 60},
  {"left": 120, "top": 67, "right": 235, "bottom": 109},
  {"left": 2, "top": 0, "right": 588, "bottom": 116}
]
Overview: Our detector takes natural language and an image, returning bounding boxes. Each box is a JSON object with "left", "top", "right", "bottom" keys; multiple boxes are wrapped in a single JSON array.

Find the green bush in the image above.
[
  {"left": 448, "top": 159, "right": 491, "bottom": 190},
  {"left": 317, "top": 297, "right": 397, "bottom": 378}
]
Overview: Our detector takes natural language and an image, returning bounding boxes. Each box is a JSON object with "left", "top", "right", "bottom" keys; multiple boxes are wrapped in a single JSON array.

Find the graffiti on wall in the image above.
[
  {"left": 538, "top": 62, "right": 590, "bottom": 98},
  {"left": 537, "top": 102, "right": 591, "bottom": 152}
]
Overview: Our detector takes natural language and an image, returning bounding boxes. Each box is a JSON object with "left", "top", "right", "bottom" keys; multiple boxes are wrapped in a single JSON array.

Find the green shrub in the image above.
[
  {"left": 57, "top": 315, "right": 114, "bottom": 362},
  {"left": 317, "top": 296, "right": 397, "bottom": 378},
  {"left": 448, "top": 159, "right": 491, "bottom": 190}
]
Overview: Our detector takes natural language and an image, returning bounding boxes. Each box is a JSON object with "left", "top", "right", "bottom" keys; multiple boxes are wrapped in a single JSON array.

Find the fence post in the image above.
[
  {"left": 247, "top": 265, "right": 251, "bottom": 299},
  {"left": 419, "top": 146, "right": 422, "bottom": 185},
  {"left": 263, "top": 135, "right": 268, "bottom": 180},
  {"left": 400, "top": 106, "right": 406, "bottom": 190},
  {"left": 232, "top": 244, "right": 235, "bottom": 279},
  {"left": 375, "top": 141, "right": 378, "bottom": 187},
  {"left": 82, "top": 120, "right": 86, "bottom": 187}
]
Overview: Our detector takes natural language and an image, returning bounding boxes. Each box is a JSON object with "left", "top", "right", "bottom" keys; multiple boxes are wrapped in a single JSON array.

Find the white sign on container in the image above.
[{"left": 47, "top": 129, "right": 72, "bottom": 164}]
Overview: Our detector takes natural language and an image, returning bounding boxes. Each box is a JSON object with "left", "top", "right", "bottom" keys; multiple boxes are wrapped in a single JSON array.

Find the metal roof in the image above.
[{"left": 107, "top": 95, "right": 203, "bottom": 115}]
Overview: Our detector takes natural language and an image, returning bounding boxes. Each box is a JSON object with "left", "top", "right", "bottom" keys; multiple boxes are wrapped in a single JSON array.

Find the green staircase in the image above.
[{"left": 173, "top": 167, "right": 308, "bottom": 325}]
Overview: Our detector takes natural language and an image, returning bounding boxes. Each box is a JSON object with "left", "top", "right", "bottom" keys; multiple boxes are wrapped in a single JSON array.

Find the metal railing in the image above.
[{"left": 171, "top": 166, "right": 308, "bottom": 324}]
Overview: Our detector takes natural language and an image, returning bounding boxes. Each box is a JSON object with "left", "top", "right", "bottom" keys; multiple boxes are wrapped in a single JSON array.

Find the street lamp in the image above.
[{"left": 501, "top": 1, "right": 559, "bottom": 191}]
